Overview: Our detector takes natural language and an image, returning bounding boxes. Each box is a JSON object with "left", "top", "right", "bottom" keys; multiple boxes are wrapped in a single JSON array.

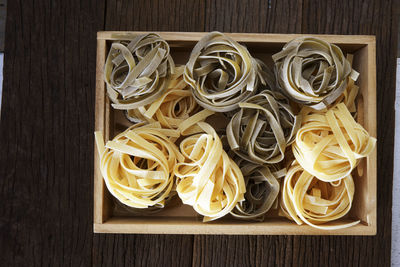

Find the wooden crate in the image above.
[{"left": 94, "top": 32, "right": 377, "bottom": 235}]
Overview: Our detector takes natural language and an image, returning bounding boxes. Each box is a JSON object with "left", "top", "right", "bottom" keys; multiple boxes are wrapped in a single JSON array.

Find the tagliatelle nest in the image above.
[
  {"left": 280, "top": 161, "right": 359, "bottom": 230},
  {"left": 230, "top": 157, "right": 285, "bottom": 221},
  {"left": 227, "top": 90, "right": 301, "bottom": 164},
  {"left": 104, "top": 33, "right": 175, "bottom": 110},
  {"left": 273, "top": 37, "right": 359, "bottom": 110},
  {"left": 292, "top": 102, "right": 376, "bottom": 182},
  {"left": 184, "top": 31, "right": 267, "bottom": 112},
  {"left": 94, "top": 123, "right": 183, "bottom": 209},
  {"left": 173, "top": 122, "right": 246, "bottom": 222},
  {"left": 125, "top": 66, "right": 215, "bottom": 135}
]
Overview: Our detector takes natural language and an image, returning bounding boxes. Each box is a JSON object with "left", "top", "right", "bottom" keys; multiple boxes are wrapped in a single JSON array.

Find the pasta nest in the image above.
[
  {"left": 104, "top": 33, "right": 175, "bottom": 110},
  {"left": 126, "top": 66, "right": 214, "bottom": 135},
  {"left": 227, "top": 90, "right": 301, "bottom": 164},
  {"left": 280, "top": 161, "right": 358, "bottom": 230},
  {"left": 95, "top": 123, "right": 183, "bottom": 209},
  {"left": 292, "top": 102, "right": 376, "bottom": 182},
  {"left": 273, "top": 37, "right": 359, "bottom": 110},
  {"left": 184, "top": 31, "right": 267, "bottom": 112},
  {"left": 230, "top": 156, "right": 285, "bottom": 221},
  {"left": 173, "top": 122, "right": 246, "bottom": 222}
]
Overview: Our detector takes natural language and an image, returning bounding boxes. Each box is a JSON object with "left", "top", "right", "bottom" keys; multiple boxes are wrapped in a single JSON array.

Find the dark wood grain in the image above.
[
  {"left": 0, "top": 0, "right": 397, "bottom": 266},
  {"left": 0, "top": 0, "right": 105, "bottom": 266}
]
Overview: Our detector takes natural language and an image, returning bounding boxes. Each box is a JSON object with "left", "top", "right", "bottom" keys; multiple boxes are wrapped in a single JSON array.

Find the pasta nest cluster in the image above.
[{"left": 96, "top": 32, "right": 377, "bottom": 228}]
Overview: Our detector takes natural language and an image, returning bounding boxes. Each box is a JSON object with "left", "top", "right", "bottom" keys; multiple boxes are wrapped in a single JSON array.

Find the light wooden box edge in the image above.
[
  {"left": 97, "top": 31, "right": 376, "bottom": 44},
  {"left": 93, "top": 219, "right": 376, "bottom": 236}
]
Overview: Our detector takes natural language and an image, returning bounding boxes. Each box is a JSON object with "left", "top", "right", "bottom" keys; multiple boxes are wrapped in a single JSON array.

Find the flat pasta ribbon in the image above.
[
  {"left": 184, "top": 31, "right": 266, "bottom": 112},
  {"left": 173, "top": 122, "right": 246, "bottom": 222},
  {"left": 104, "top": 33, "right": 175, "bottom": 110},
  {"left": 273, "top": 37, "right": 359, "bottom": 110},
  {"left": 125, "top": 66, "right": 215, "bottom": 134},
  {"left": 332, "top": 55, "right": 359, "bottom": 113},
  {"left": 94, "top": 122, "right": 183, "bottom": 209},
  {"left": 280, "top": 161, "right": 359, "bottom": 230},
  {"left": 227, "top": 90, "right": 301, "bottom": 164},
  {"left": 292, "top": 102, "right": 376, "bottom": 182},
  {"left": 230, "top": 157, "right": 285, "bottom": 220}
]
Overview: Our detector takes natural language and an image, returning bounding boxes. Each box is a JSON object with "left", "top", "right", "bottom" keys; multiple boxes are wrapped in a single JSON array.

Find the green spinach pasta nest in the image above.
[
  {"left": 272, "top": 37, "right": 358, "bottom": 110},
  {"left": 230, "top": 156, "right": 285, "bottom": 221},
  {"left": 184, "top": 31, "right": 266, "bottom": 112},
  {"left": 227, "top": 90, "right": 301, "bottom": 164},
  {"left": 104, "top": 33, "right": 175, "bottom": 110}
]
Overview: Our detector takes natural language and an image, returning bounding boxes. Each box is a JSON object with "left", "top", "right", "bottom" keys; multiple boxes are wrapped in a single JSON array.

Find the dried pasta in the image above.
[
  {"left": 104, "top": 33, "right": 175, "bottom": 110},
  {"left": 292, "top": 102, "right": 376, "bottom": 181},
  {"left": 227, "top": 90, "right": 301, "bottom": 164},
  {"left": 333, "top": 55, "right": 359, "bottom": 113},
  {"left": 184, "top": 31, "right": 266, "bottom": 112},
  {"left": 96, "top": 33, "right": 377, "bottom": 230},
  {"left": 95, "top": 122, "right": 183, "bottom": 209},
  {"left": 125, "top": 66, "right": 214, "bottom": 132},
  {"left": 173, "top": 122, "right": 246, "bottom": 222},
  {"left": 280, "top": 161, "right": 359, "bottom": 230},
  {"left": 273, "top": 37, "right": 359, "bottom": 110},
  {"left": 231, "top": 157, "right": 285, "bottom": 220}
]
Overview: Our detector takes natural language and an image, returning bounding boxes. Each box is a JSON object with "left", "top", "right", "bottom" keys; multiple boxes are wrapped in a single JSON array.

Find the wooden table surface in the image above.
[{"left": 0, "top": 0, "right": 397, "bottom": 266}]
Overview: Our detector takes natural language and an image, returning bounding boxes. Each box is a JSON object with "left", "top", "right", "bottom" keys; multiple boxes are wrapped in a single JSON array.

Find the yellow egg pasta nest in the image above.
[
  {"left": 95, "top": 122, "right": 183, "bottom": 209},
  {"left": 173, "top": 122, "right": 246, "bottom": 222},
  {"left": 280, "top": 161, "right": 359, "bottom": 230},
  {"left": 292, "top": 102, "right": 376, "bottom": 182},
  {"left": 126, "top": 66, "right": 215, "bottom": 135}
]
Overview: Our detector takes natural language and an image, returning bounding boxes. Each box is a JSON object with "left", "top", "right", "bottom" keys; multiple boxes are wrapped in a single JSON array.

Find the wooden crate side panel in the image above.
[{"left": 94, "top": 217, "right": 376, "bottom": 235}]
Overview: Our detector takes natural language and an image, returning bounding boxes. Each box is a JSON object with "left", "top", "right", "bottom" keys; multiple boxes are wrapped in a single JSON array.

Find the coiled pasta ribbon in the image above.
[
  {"left": 184, "top": 31, "right": 265, "bottom": 112},
  {"left": 227, "top": 90, "right": 301, "bottom": 164},
  {"left": 173, "top": 122, "right": 246, "bottom": 222},
  {"left": 94, "top": 122, "right": 183, "bottom": 209},
  {"left": 104, "top": 33, "right": 175, "bottom": 110},
  {"left": 333, "top": 55, "right": 359, "bottom": 113},
  {"left": 230, "top": 157, "right": 285, "bottom": 220},
  {"left": 280, "top": 162, "right": 359, "bottom": 230},
  {"left": 273, "top": 37, "right": 359, "bottom": 110},
  {"left": 292, "top": 102, "right": 376, "bottom": 182},
  {"left": 126, "top": 66, "right": 215, "bottom": 135}
]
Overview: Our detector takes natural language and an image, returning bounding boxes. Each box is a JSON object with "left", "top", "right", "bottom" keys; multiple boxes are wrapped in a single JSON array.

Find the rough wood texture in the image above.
[{"left": 0, "top": 0, "right": 396, "bottom": 266}]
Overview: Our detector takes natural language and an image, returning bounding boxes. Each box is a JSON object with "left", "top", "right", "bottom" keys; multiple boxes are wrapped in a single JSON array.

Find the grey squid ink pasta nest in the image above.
[
  {"left": 104, "top": 33, "right": 175, "bottom": 110},
  {"left": 272, "top": 37, "right": 359, "bottom": 110},
  {"left": 226, "top": 90, "right": 301, "bottom": 164},
  {"left": 184, "top": 31, "right": 267, "bottom": 112}
]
